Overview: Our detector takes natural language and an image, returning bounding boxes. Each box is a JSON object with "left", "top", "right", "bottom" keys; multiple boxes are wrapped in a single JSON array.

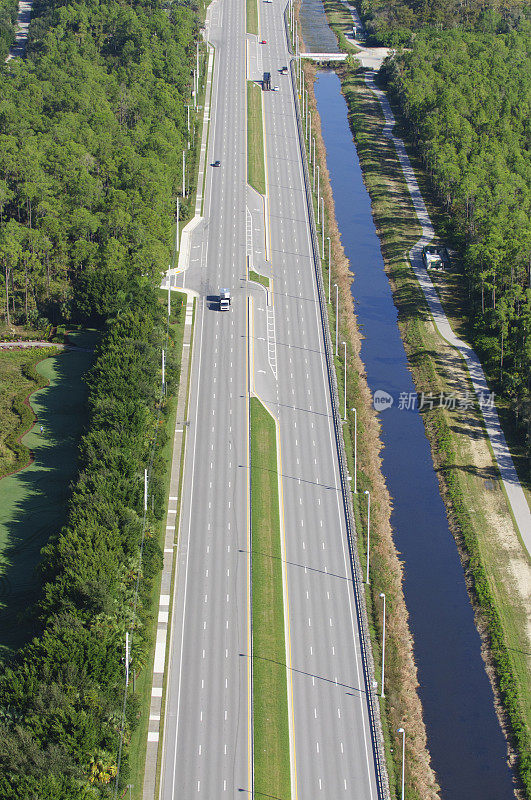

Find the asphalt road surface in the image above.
[{"left": 159, "top": 0, "right": 381, "bottom": 797}]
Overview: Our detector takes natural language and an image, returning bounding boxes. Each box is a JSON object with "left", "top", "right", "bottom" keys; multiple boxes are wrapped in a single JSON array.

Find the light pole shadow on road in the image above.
[
  {"left": 238, "top": 461, "right": 337, "bottom": 491},
  {"left": 238, "top": 652, "right": 367, "bottom": 698},
  {"left": 239, "top": 547, "right": 352, "bottom": 585}
]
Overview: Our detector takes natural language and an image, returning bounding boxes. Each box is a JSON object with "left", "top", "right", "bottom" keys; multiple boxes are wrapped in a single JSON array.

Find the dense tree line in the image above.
[
  {"left": 381, "top": 27, "right": 531, "bottom": 468},
  {"left": 0, "top": 0, "right": 197, "bottom": 330},
  {"left": 359, "top": 0, "right": 530, "bottom": 44},
  {"left": 0, "top": 291, "right": 180, "bottom": 797},
  {"left": 0, "top": 0, "right": 197, "bottom": 794}
]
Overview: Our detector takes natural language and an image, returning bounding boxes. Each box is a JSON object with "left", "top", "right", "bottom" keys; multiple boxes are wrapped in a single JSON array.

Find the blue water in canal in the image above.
[
  {"left": 298, "top": 0, "right": 339, "bottom": 52},
  {"left": 313, "top": 69, "right": 515, "bottom": 799}
]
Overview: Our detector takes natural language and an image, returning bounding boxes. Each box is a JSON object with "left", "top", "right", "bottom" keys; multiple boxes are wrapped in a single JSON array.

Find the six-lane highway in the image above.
[{"left": 158, "top": 0, "right": 382, "bottom": 797}]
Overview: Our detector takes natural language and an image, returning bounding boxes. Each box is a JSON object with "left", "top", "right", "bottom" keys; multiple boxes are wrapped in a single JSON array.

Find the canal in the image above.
[{"left": 312, "top": 68, "right": 515, "bottom": 799}]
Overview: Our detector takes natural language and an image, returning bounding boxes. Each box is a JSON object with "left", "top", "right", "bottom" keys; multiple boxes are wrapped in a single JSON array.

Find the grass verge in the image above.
[
  {"left": 322, "top": 0, "right": 361, "bottom": 53},
  {"left": 250, "top": 397, "right": 291, "bottom": 800},
  {"left": 128, "top": 292, "right": 188, "bottom": 800},
  {"left": 153, "top": 296, "right": 196, "bottom": 800},
  {"left": 247, "top": 0, "right": 258, "bottom": 35},
  {"left": 249, "top": 269, "right": 269, "bottom": 288},
  {"left": 171, "top": 39, "right": 210, "bottom": 237},
  {"left": 199, "top": 45, "right": 216, "bottom": 219},
  {"left": 247, "top": 81, "right": 266, "bottom": 196}
]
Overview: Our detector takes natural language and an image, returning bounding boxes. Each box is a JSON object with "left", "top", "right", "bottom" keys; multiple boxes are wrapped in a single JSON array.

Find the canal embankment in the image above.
[{"left": 293, "top": 0, "right": 526, "bottom": 796}]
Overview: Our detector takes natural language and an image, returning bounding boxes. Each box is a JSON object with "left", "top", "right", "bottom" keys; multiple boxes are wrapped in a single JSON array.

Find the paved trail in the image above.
[
  {"left": 0, "top": 341, "right": 93, "bottom": 353},
  {"left": 5, "top": 0, "right": 33, "bottom": 61}
]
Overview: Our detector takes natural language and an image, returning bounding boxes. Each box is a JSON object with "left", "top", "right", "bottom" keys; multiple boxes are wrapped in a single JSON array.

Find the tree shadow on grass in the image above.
[{"left": 0, "top": 341, "right": 95, "bottom": 657}]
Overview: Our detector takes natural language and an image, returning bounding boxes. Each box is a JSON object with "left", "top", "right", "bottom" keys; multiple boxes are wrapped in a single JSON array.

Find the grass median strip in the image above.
[
  {"left": 250, "top": 397, "right": 291, "bottom": 800},
  {"left": 247, "top": 0, "right": 258, "bottom": 35},
  {"left": 247, "top": 81, "right": 266, "bottom": 196},
  {"left": 249, "top": 269, "right": 269, "bottom": 288}
]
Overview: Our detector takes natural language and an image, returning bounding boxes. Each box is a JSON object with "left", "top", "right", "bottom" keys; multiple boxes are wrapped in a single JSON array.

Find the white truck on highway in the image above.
[{"left": 219, "top": 288, "right": 231, "bottom": 311}]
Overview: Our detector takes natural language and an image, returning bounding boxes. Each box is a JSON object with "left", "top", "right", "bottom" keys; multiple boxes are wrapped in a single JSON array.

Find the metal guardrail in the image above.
[{"left": 284, "top": 9, "right": 391, "bottom": 799}]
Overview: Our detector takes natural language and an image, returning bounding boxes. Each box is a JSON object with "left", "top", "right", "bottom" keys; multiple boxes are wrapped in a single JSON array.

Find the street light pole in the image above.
[
  {"left": 364, "top": 489, "right": 370, "bottom": 583},
  {"left": 297, "top": 51, "right": 300, "bottom": 88},
  {"left": 313, "top": 141, "right": 316, "bottom": 190},
  {"left": 397, "top": 728, "right": 405, "bottom": 800},
  {"left": 342, "top": 341, "right": 347, "bottom": 421},
  {"left": 321, "top": 197, "right": 325, "bottom": 258},
  {"left": 176, "top": 196, "right": 180, "bottom": 254},
  {"left": 327, "top": 236, "right": 331, "bottom": 303},
  {"left": 334, "top": 283, "right": 338, "bottom": 355},
  {"left": 144, "top": 469, "right": 148, "bottom": 512},
  {"left": 379, "top": 592, "right": 386, "bottom": 697},
  {"left": 182, "top": 150, "right": 186, "bottom": 196},
  {"left": 196, "top": 39, "right": 200, "bottom": 92},
  {"left": 317, "top": 166, "right": 320, "bottom": 220},
  {"left": 125, "top": 631, "right": 130, "bottom": 687},
  {"left": 352, "top": 407, "right": 357, "bottom": 493}
]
